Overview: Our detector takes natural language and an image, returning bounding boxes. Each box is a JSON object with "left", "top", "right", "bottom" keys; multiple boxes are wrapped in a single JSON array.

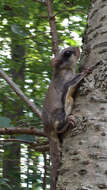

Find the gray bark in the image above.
[{"left": 56, "top": 0, "right": 107, "bottom": 189}]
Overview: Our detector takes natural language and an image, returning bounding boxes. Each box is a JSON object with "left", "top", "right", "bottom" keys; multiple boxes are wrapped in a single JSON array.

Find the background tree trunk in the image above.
[
  {"left": 57, "top": 0, "right": 107, "bottom": 189},
  {"left": 3, "top": 35, "right": 25, "bottom": 189}
]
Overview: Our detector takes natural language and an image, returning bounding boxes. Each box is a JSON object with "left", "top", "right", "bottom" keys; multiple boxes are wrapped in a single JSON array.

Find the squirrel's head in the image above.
[{"left": 51, "top": 47, "right": 80, "bottom": 70}]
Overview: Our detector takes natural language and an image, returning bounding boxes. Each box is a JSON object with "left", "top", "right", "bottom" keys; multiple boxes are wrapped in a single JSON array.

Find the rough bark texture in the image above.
[
  {"left": 0, "top": 128, "right": 46, "bottom": 136},
  {"left": 56, "top": 0, "right": 107, "bottom": 189}
]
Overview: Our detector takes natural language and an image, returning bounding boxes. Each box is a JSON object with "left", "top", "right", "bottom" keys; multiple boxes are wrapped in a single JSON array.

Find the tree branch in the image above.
[
  {"left": 0, "top": 139, "right": 37, "bottom": 146},
  {"left": 46, "top": 0, "right": 59, "bottom": 55},
  {"left": 0, "top": 127, "right": 46, "bottom": 137},
  {"left": 0, "top": 139, "right": 49, "bottom": 152},
  {"left": 0, "top": 69, "right": 42, "bottom": 120}
]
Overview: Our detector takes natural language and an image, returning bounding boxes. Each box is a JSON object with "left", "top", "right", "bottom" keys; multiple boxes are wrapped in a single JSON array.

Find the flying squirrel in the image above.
[
  {"left": 42, "top": 46, "right": 99, "bottom": 190},
  {"left": 42, "top": 47, "right": 80, "bottom": 137},
  {"left": 42, "top": 46, "right": 80, "bottom": 190}
]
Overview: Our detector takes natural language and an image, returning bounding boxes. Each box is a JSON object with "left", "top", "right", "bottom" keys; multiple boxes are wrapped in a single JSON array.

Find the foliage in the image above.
[
  {"left": 0, "top": 178, "right": 13, "bottom": 190},
  {"left": 0, "top": 117, "right": 12, "bottom": 127}
]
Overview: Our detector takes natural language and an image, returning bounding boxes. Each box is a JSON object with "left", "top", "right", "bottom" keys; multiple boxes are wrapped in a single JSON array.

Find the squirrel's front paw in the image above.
[{"left": 67, "top": 114, "right": 76, "bottom": 127}]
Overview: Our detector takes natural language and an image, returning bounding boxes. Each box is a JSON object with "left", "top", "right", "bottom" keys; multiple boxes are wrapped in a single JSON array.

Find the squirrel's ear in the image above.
[{"left": 51, "top": 57, "right": 62, "bottom": 67}]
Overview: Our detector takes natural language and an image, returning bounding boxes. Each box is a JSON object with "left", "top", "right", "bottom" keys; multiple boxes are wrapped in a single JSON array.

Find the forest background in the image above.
[{"left": 0, "top": 0, "right": 91, "bottom": 190}]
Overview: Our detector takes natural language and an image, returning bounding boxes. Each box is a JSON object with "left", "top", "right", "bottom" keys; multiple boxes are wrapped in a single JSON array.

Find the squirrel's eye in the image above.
[{"left": 63, "top": 50, "right": 72, "bottom": 57}]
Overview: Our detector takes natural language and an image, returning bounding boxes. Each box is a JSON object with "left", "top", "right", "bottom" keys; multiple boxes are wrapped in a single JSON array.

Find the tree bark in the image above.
[
  {"left": 56, "top": 0, "right": 107, "bottom": 189},
  {"left": 46, "top": 0, "right": 59, "bottom": 55},
  {"left": 0, "top": 127, "right": 46, "bottom": 136}
]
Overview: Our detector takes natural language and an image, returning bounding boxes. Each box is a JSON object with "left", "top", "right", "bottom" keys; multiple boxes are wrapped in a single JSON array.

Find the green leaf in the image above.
[
  {"left": 0, "top": 117, "right": 13, "bottom": 128},
  {"left": 11, "top": 24, "right": 27, "bottom": 37}
]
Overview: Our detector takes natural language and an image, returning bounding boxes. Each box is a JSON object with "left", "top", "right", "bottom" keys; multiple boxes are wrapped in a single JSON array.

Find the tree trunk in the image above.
[{"left": 56, "top": 0, "right": 107, "bottom": 189}]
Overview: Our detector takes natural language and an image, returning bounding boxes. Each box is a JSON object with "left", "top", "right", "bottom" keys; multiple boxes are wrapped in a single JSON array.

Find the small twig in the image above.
[
  {"left": 0, "top": 139, "right": 36, "bottom": 146},
  {"left": 0, "top": 69, "right": 42, "bottom": 120},
  {"left": 0, "top": 139, "right": 49, "bottom": 152}
]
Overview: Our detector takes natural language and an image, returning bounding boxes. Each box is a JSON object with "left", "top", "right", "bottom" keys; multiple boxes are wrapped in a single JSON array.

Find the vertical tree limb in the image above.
[{"left": 46, "top": 0, "right": 59, "bottom": 55}]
